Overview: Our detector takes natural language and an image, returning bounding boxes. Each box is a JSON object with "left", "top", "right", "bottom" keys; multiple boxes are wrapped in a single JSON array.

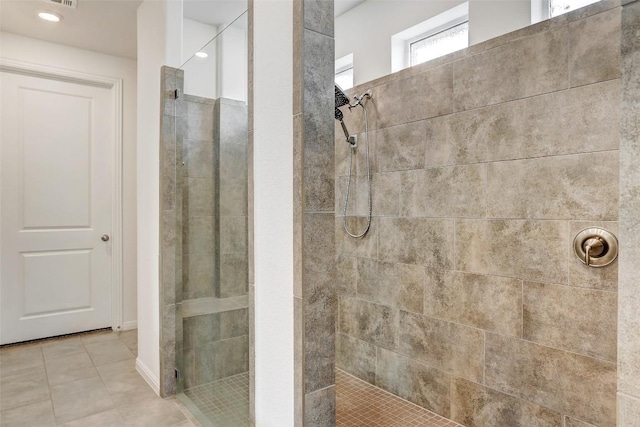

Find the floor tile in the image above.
[
  {"left": 336, "top": 369, "right": 463, "bottom": 427},
  {"left": 58, "top": 409, "right": 125, "bottom": 427},
  {"left": 116, "top": 394, "right": 187, "bottom": 427},
  {"left": 50, "top": 376, "right": 114, "bottom": 424},
  {"left": 85, "top": 340, "right": 134, "bottom": 366},
  {"left": 80, "top": 330, "right": 119, "bottom": 345},
  {"left": 41, "top": 339, "right": 85, "bottom": 361},
  {"left": 182, "top": 372, "right": 249, "bottom": 427},
  {"left": 0, "top": 346, "right": 43, "bottom": 378},
  {"left": 97, "top": 359, "right": 149, "bottom": 395},
  {"left": 0, "top": 369, "right": 49, "bottom": 411},
  {"left": 45, "top": 352, "right": 97, "bottom": 386},
  {"left": 119, "top": 330, "right": 138, "bottom": 355},
  {"left": 0, "top": 399, "right": 55, "bottom": 427}
]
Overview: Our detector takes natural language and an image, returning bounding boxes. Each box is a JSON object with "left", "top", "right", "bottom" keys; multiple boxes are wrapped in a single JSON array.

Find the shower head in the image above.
[{"left": 335, "top": 84, "right": 350, "bottom": 121}]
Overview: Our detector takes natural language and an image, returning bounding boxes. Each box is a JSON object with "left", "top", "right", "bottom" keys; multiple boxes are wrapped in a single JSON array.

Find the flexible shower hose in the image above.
[{"left": 342, "top": 100, "right": 371, "bottom": 238}]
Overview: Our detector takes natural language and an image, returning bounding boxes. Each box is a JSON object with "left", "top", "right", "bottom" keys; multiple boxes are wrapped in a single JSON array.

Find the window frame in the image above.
[
  {"left": 407, "top": 19, "right": 469, "bottom": 68},
  {"left": 532, "top": 0, "right": 601, "bottom": 23},
  {"left": 391, "top": 2, "right": 469, "bottom": 73},
  {"left": 335, "top": 53, "right": 354, "bottom": 90}
]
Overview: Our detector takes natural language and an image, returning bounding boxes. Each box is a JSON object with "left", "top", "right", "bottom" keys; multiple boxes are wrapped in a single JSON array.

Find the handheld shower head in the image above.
[{"left": 335, "top": 84, "right": 350, "bottom": 121}]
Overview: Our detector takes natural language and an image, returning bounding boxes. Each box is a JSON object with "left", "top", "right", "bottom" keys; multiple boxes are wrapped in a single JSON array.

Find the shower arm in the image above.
[
  {"left": 338, "top": 90, "right": 372, "bottom": 146},
  {"left": 339, "top": 119, "right": 354, "bottom": 145}
]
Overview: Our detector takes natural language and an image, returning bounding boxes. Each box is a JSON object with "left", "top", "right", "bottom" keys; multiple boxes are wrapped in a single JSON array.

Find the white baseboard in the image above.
[
  {"left": 121, "top": 321, "right": 138, "bottom": 331},
  {"left": 136, "top": 357, "right": 160, "bottom": 396}
]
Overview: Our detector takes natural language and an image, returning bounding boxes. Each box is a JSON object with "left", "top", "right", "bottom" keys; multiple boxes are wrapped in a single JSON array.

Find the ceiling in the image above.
[
  {"left": 0, "top": 0, "right": 141, "bottom": 59},
  {"left": 335, "top": 0, "right": 365, "bottom": 17},
  {"left": 0, "top": 0, "right": 366, "bottom": 60}
]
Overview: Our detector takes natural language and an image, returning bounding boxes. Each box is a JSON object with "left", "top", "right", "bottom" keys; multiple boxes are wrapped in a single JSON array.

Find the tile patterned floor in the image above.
[
  {"left": 181, "top": 372, "right": 250, "bottom": 427},
  {"left": 336, "top": 370, "right": 463, "bottom": 427},
  {"left": 0, "top": 329, "right": 201, "bottom": 427}
]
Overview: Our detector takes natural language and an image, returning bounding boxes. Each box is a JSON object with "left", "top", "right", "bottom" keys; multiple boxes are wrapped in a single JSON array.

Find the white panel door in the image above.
[{"left": 1, "top": 71, "right": 113, "bottom": 344}]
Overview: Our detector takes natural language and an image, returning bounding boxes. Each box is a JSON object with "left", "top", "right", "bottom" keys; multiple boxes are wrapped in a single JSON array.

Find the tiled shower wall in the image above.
[
  {"left": 179, "top": 94, "right": 249, "bottom": 388},
  {"left": 335, "top": 3, "right": 621, "bottom": 427}
]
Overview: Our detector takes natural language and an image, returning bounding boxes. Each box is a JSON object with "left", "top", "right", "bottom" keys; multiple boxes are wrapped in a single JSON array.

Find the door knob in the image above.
[{"left": 101, "top": 234, "right": 110, "bottom": 242}]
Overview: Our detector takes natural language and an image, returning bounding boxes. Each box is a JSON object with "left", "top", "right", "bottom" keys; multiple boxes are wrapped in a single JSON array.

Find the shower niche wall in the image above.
[{"left": 160, "top": 10, "right": 249, "bottom": 427}]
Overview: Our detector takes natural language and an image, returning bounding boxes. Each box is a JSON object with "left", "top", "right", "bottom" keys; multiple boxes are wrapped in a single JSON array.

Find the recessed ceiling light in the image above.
[
  {"left": 195, "top": 51, "right": 208, "bottom": 58},
  {"left": 38, "top": 11, "right": 62, "bottom": 22}
]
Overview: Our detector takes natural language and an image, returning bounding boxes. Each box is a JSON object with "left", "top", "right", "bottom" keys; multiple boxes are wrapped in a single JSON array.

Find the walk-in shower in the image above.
[
  {"left": 160, "top": 9, "right": 250, "bottom": 427},
  {"left": 335, "top": 85, "right": 373, "bottom": 238}
]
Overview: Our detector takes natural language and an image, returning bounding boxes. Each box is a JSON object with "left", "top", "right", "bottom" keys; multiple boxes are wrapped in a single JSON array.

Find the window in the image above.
[
  {"left": 532, "top": 0, "right": 601, "bottom": 23},
  {"left": 391, "top": 3, "right": 469, "bottom": 73},
  {"left": 549, "top": 0, "right": 601, "bottom": 17},
  {"left": 410, "top": 21, "right": 469, "bottom": 67},
  {"left": 335, "top": 53, "right": 354, "bottom": 90}
]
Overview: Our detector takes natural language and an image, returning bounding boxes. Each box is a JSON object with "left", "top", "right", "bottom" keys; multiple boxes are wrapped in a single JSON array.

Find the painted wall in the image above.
[
  {"left": 182, "top": 18, "right": 218, "bottom": 99},
  {"left": 217, "top": 24, "right": 248, "bottom": 102},
  {"left": 335, "top": 5, "right": 621, "bottom": 427},
  {"left": 253, "top": 0, "right": 295, "bottom": 424},
  {"left": 136, "top": 0, "right": 182, "bottom": 393},
  {"left": 335, "top": 0, "right": 531, "bottom": 86},
  {"left": 0, "top": 31, "right": 139, "bottom": 329},
  {"left": 469, "top": 0, "right": 531, "bottom": 44}
]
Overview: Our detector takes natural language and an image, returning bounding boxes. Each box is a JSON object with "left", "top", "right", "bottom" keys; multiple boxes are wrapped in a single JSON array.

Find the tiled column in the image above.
[
  {"left": 619, "top": 0, "right": 640, "bottom": 424},
  {"left": 293, "top": 0, "right": 336, "bottom": 425}
]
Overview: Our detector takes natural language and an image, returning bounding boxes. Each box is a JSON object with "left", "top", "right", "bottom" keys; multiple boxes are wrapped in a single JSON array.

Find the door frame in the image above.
[{"left": 0, "top": 58, "right": 125, "bottom": 332}]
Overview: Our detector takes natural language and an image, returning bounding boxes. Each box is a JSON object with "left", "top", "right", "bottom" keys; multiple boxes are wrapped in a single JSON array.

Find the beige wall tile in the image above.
[
  {"left": 338, "top": 297, "right": 398, "bottom": 350},
  {"left": 335, "top": 256, "right": 357, "bottom": 297},
  {"left": 455, "top": 219, "right": 569, "bottom": 284},
  {"left": 426, "top": 80, "right": 620, "bottom": 167},
  {"left": 373, "top": 64, "right": 453, "bottom": 129},
  {"left": 487, "top": 152, "right": 618, "bottom": 220},
  {"left": 523, "top": 282, "right": 617, "bottom": 361},
  {"left": 378, "top": 218, "right": 454, "bottom": 268},
  {"left": 336, "top": 333, "right": 376, "bottom": 384},
  {"left": 357, "top": 259, "right": 425, "bottom": 313},
  {"left": 182, "top": 139, "right": 214, "bottom": 179},
  {"left": 424, "top": 269, "right": 522, "bottom": 337},
  {"left": 304, "top": 385, "right": 335, "bottom": 427},
  {"left": 186, "top": 101, "right": 214, "bottom": 141},
  {"left": 375, "top": 348, "right": 451, "bottom": 416},
  {"left": 220, "top": 217, "right": 247, "bottom": 254},
  {"left": 400, "top": 164, "right": 486, "bottom": 218},
  {"left": 565, "top": 416, "right": 598, "bottom": 427},
  {"left": 219, "top": 252, "right": 248, "bottom": 298},
  {"left": 304, "top": 213, "right": 336, "bottom": 393},
  {"left": 371, "top": 172, "right": 400, "bottom": 217},
  {"left": 335, "top": 217, "right": 378, "bottom": 258},
  {"left": 521, "top": 80, "right": 619, "bottom": 158},
  {"left": 454, "top": 27, "right": 568, "bottom": 111},
  {"left": 569, "top": 7, "right": 621, "bottom": 87},
  {"left": 182, "top": 216, "right": 214, "bottom": 255},
  {"left": 485, "top": 334, "right": 616, "bottom": 427},
  {"left": 451, "top": 377, "right": 563, "bottom": 427},
  {"left": 185, "top": 178, "right": 215, "bottom": 218},
  {"left": 375, "top": 121, "right": 426, "bottom": 172},
  {"left": 398, "top": 312, "right": 484, "bottom": 382},
  {"left": 619, "top": 0, "right": 640, "bottom": 399},
  {"left": 424, "top": 101, "right": 526, "bottom": 167},
  {"left": 220, "top": 179, "right": 247, "bottom": 217},
  {"left": 619, "top": 393, "right": 640, "bottom": 427}
]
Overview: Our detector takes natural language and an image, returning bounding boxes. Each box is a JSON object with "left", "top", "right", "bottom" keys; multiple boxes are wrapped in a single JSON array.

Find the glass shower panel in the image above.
[{"left": 174, "top": 10, "right": 249, "bottom": 427}]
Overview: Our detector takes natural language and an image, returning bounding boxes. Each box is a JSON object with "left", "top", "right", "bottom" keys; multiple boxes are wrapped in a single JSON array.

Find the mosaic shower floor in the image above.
[
  {"left": 181, "top": 372, "right": 250, "bottom": 427},
  {"left": 336, "top": 369, "right": 463, "bottom": 427}
]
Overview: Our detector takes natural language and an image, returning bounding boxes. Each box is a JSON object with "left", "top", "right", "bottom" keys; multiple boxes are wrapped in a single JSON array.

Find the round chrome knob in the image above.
[{"left": 101, "top": 234, "right": 110, "bottom": 242}]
